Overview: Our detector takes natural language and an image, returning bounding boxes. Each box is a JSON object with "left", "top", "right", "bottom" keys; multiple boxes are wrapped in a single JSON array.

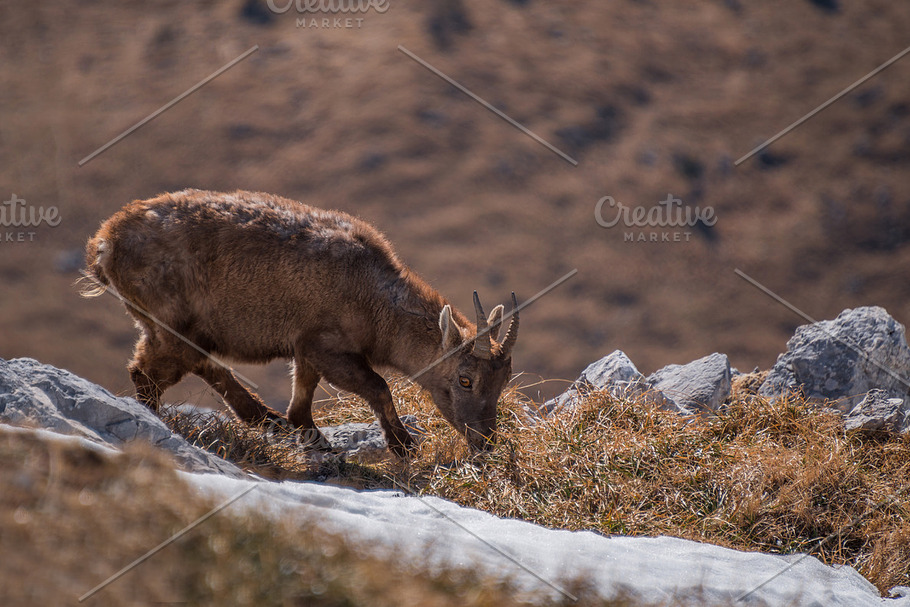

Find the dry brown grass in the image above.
[
  {"left": 0, "top": 426, "right": 643, "bottom": 606},
  {"left": 165, "top": 373, "right": 910, "bottom": 595},
  {"left": 161, "top": 404, "right": 321, "bottom": 480}
]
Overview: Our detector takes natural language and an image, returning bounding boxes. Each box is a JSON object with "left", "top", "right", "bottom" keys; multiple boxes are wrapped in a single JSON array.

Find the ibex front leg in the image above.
[{"left": 306, "top": 350, "right": 414, "bottom": 458}]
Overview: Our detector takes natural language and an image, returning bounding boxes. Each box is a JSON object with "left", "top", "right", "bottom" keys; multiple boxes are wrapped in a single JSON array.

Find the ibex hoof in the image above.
[
  {"left": 262, "top": 416, "right": 293, "bottom": 435},
  {"left": 387, "top": 428, "right": 416, "bottom": 459},
  {"left": 298, "top": 428, "right": 333, "bottom": 451}
]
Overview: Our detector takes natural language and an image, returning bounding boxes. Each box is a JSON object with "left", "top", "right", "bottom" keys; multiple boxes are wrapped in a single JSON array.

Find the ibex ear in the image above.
[
  {"left": 487, "top": 304, "right": 505, "bottom": 342},
  {"left": 439, "top": 305, "right": 463, "bottom": 350}
]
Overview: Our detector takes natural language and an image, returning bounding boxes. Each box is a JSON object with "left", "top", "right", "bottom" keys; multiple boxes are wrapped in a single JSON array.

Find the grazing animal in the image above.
[{"left": 83, "top": 189, "right": 519, "bottom": 456}]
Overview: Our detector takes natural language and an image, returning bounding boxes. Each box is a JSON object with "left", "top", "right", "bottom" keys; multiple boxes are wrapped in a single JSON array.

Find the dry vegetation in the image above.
[{"left": 163, "top": 374, "right": 910, "bottom": 595}]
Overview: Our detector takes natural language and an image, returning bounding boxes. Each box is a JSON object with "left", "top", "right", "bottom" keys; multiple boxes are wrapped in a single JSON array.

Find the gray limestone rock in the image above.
[
  {"left": 0, "top": 357, "right": 243, "bottom": 477},
  {"left": 320, "top": 414, "right": 425, "bottom": 463},
  {"left": 534, "top": 350, "right": 670, "bottom": 415},
  {"left": 541, "top": 350, "right": 657, "bottom": 414},
  {"left": 647, "top": 353, "right": 732, "bottom": 414},
  {"left": 843, "top": 389, "right": 910, "bottom": 433},
  {"left": 759, "top": 307, "right": 910, "bottom": 412}
]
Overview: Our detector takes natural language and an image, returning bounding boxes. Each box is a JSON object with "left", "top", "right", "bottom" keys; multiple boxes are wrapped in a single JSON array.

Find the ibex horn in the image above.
[
  {"left": 472, "top": 291, "right": 492, "bottom": 360},
  {"left": 499, "top": 292, "right": 519, "bottom": 358}
]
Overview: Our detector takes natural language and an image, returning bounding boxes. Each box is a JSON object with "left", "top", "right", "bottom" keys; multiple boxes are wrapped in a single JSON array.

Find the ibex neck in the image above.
[{"left": 381, "top": 271, "right": 474, "bottom": 384}]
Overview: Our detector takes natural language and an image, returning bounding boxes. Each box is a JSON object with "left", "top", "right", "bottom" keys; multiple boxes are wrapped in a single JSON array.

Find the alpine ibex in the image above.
[{"left": 84, "top": 189, "right": 519, "bottom": 456}]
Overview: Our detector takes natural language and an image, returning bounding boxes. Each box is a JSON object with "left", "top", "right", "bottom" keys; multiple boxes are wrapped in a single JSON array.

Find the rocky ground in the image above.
[
  {"left": 4, "top": 306, "right": 910, "bottom": 605},
  {"left": 545, "top": 306, "right": 910, "bottom": 435}
]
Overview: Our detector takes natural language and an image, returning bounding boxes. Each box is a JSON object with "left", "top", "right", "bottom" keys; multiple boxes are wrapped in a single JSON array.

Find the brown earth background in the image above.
[{"left": 1, "top": 0, "right": 909, "bottom": 411}]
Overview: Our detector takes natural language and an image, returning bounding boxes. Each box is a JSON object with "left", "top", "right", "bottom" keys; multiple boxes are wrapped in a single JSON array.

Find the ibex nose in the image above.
[
  {"left": 466, "top": 426, "right": 496, "bottom": 452},
  {"left": 478, "top": 436, "right": 496, "bottom": 452}
]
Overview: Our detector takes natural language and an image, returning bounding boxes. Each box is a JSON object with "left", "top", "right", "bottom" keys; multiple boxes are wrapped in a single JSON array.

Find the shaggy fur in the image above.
[{"left": 84, "top": 189, "right": 518, "bottom": 455}]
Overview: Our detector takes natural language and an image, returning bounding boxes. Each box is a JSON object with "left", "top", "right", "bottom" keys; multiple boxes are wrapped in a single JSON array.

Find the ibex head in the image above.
[{"left": 433, "top": 292, "right": 519, "bottom": 451}]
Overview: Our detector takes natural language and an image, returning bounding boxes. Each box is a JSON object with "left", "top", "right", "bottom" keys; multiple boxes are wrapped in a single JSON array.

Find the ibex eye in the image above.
[{"left": 459, "top": 376, "right": 472, "bottom": 389}]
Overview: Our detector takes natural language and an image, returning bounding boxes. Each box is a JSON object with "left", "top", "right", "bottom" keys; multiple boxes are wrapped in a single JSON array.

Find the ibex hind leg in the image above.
[
  {"left": 287, "top": 357, "right": 331, "bottom": 450},
  {"left": 194, "top": 362, "right": 283, "bottom": 426},
  {"left": 306, "top": 350, "right": 414, "bottom": 458},
  {"left": 128, "top": 333, "right": 194, "bottom": 411}
]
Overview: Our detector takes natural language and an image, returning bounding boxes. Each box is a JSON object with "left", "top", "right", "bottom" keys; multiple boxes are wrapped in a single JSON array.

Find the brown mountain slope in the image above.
[{"left": 1, "top": 0, "right": 909, "bottom": 408}]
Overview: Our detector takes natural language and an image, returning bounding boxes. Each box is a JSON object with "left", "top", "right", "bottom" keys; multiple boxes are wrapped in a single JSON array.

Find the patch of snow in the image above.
[{"left": 182, "top": 472, "right": 909, "bottom": 606}]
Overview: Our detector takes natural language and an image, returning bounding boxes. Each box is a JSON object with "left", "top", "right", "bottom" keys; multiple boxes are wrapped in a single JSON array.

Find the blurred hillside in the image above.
[{"left": 1, "top": 0, "right": 909, "bottom": 409}]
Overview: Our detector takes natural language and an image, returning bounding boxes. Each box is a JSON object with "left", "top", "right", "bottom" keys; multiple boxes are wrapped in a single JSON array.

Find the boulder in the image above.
[
  {"left": 0, "top": 357, "right": 244, "bottom": 477},
  {"left": 540, "top": 350, "right": 656, "bottom": 414},
  {"left": 759, "top": 307, "right": 910, "bottom": 412},
  {"left": 843, "top": 389, "right": 910, "bottom": 433},
  {"left": 646, "top": 353, "right": 732, "bottom": 414}
]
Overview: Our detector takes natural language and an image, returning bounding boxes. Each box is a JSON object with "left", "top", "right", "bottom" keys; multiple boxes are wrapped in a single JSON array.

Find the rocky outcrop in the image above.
[
  {"left": 543, "top": 308, "right": 910, "bottom": 433},
  {"left": 543, "top": 350, "right": 731, "bottom": 416},
  {"left": 0, "top": 357, "right": 244, "bottom": 477},
  {"left": 540, "top": 350, "right": 662, "bottom": 414},
  {"left": 0, "top": 357, "right": 427, "bottom": 469},
  {"left": 759, "top": 307, "right": 910, "bottom": 413}
]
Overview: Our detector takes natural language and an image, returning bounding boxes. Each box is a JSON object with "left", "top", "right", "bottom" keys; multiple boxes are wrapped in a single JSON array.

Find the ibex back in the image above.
[{"left": 84, "top": 189, "right": 519, "bottom": 456}]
